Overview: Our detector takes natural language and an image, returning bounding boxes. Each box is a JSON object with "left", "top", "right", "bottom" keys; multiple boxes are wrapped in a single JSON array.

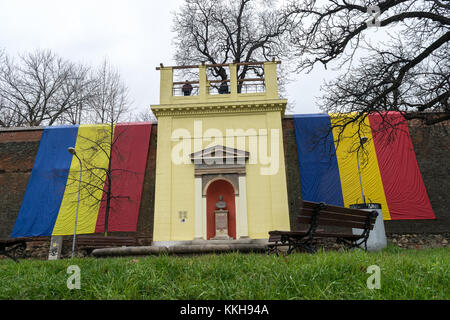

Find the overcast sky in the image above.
[{"left": 0, "top": 0, "right": 342, "bottom": 117}]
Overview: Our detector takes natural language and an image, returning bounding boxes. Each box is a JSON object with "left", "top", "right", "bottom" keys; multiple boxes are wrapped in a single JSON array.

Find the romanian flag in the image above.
[
  {"left": 293, "top": 112, "right": 435, "bottom": 220},
  {"left": 11, "top": 123, "right": 152, "bottom": 237}
]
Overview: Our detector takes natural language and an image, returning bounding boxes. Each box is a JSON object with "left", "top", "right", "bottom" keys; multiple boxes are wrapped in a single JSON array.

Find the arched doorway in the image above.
[{"left": 206, "top": 179, "right": 236, "bottom": 240}]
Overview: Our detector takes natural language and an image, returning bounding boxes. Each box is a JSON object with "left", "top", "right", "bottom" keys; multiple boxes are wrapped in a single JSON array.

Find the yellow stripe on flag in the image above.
[
  {"left": 330, "top": 115, "right": 391, "bottom": 220},
  {"left": 52, "top": 124, "right": 114, "bottom": 235}
]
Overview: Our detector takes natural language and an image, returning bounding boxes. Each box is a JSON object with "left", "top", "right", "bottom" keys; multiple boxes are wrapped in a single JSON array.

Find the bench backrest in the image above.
[
  {"left": 297, "top": 201, "right": 378, "bottom": 230},
  {"left": 75, "top": 235, "right": 137, "bottom": 247}
]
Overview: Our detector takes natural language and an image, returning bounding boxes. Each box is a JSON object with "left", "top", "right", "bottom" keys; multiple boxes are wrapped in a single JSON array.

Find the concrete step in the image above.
[
  {"left": 152, "top": 238, "right": 268, "bottom": 247},
  {"left": 190, "top": 238, "right": 255, "bottom": 245}
]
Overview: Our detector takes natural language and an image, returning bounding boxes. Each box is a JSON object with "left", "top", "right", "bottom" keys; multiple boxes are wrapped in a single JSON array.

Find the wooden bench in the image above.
[
  {"left": 0, "top": 238, "right": 27, "bottom": 262},
  {"left": 1, "top": 236, "right": 137, "bottom": 260},
  {"left": 74, "top": 235, "right": 137, "bottom": 253},
  {"left": 268, "top": 201, "right": 378, "bottom": 255}
]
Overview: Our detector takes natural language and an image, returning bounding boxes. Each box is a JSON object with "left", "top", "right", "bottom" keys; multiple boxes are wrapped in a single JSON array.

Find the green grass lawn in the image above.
[{"left": 0, "top": 245, "right": 448, "bottom": 300}]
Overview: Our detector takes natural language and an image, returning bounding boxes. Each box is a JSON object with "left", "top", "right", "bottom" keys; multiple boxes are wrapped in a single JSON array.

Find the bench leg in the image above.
[
  {"left": 305, "top": 243, "right": 316, "bottom": 254},
  {"left": 268, "top": 236, "right": 317, "bottom": 256},
  {"left": 357, "top": 238, "right": 368, "bottom": 251},
  {"left": 287, "top": 243, "right": 295, "bottom": 255},
  {"left": 285, "top": 238, "right": 316, "bottom": 255},
  {"left": 267, "top": 243, "right": 280, "bottom": 256},
  {"left": 307, "top": 237, "right": 317, "bottom": 253},
  {"left": 287, "top": 238, "right": 301, "bottom": 255},
  {"left": 337, "top": 238, "right": 367, "bottom": 251},
  {"left": 2, "top": 243, "right": 26, "bottom": 262},
  {"left": 294, "top": 236, "right": 316, "bottom": 254},
  {"left": 0, "top": 250, "right": 19, "bottom": 263}
]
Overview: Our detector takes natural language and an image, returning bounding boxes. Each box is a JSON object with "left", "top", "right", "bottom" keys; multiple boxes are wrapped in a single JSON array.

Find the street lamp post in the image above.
[
  {"left": 68, "top": 147, "right": 82, "bottom": 259},
  {"left": 356, "top": 136, "right": 368, "bottom": 204}
]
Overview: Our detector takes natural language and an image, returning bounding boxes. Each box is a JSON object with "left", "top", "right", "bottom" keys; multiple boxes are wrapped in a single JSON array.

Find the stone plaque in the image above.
[{"left": 212, "top": 209, "right": 231, "bottom": 240}]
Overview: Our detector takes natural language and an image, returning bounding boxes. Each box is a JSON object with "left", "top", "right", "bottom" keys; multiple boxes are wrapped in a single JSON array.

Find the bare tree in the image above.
[
  {"left": 87, "top": 59, "right": 131, "bottom": 124},
  {"left": 64, "top": 60, "right": 133, "bottom": 236},
  {"left": 58, "top": 64, "right": 96, "bottom": 125},
  {"left": 285, "top": 0, "right": 450, "bottom": 137},
  {"left": 66, "top": 116, "right": 151, "bottom": 237},
  {"left": 0, "top": 50, "right": 21, "bottom": 127},
  {"left": 65, "top": 125, "right": 124, "bottom": 237},
  {"left": 134, "top": 109, "right": 156, "bottom": 122},
  {"left": 0, "top": 96, "right": 24, "bottom": 127},
  {"left": 172, "top": 0, "right": 293, "bottom": 91},
  {"left": 0, "top": 49, "right": 91, "bottom": 127}
]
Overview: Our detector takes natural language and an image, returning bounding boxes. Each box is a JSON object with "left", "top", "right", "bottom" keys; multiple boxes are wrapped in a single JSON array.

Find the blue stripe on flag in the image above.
[
  {"left": 11, "top": 125, "right": 79, "bottom": 237},
  {"left": 293, "top": 114, "right": 344, "bottom": 206}
]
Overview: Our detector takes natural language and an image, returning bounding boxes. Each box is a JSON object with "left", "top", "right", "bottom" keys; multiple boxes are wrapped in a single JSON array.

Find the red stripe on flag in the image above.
[
  {"left": 95, "top": 122, "right": 152, "bottom": 233},
  {"left": 368, "top": 112, "right": 435, "bottom": 220}
]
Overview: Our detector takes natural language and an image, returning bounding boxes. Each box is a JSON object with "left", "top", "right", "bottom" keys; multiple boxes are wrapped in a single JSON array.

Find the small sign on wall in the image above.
[
  {"left": 179, "top": 210, "right": 188, "bottom": 223},
  {"left": 48, "top": 236, "right": 63, "bottom": 260}
]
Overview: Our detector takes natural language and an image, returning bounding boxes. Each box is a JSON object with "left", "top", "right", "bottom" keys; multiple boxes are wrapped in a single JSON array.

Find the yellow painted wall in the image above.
[
  {"left": 152, "top": 62, "right": 290, "bottom": 241},
  {"left": 152, "top": 112, "right": 290, "bottom": 241}
]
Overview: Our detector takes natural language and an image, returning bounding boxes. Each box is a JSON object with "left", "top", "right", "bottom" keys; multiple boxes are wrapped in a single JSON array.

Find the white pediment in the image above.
[{"left": 190, "top": 145, "right": 249, "bottom": 164}]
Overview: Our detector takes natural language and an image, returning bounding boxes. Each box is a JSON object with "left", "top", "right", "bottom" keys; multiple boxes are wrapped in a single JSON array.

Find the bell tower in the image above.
[{"left": 150, "top": 61, "right": 290, "bottom": 244}]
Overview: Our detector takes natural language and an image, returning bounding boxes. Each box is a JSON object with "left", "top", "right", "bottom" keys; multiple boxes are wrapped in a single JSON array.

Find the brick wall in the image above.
[
  {"left": 384, "top": 123, "right": 450, "bottom": 233},
  {"left": 282, "top": 118, "right": 302, "bottom": 230},
  {"left": 0, "top": 129, "right": 41, "bottom": 237},
  {"left": 281, "top": 117, "right": 450, "bottom": 234},
  {"left": 0, "top": 119, "right": 448, "bottom": 240},
  {"left": 135, "top": 125, "right": 157, "bottom": 243},
  {"left": 0, "top": 127, "right": 158, "bottom": 240}
]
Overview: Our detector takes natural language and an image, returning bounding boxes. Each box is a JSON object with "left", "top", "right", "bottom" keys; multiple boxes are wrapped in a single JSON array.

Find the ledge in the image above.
[{"left": 151, "top": 100, "right": 287, "bottom": 117}]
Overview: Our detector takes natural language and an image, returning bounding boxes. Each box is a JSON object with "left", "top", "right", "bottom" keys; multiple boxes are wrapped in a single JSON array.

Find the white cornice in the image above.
[{"left": 151, "top": 100, "right": 287, "bottom": 117}]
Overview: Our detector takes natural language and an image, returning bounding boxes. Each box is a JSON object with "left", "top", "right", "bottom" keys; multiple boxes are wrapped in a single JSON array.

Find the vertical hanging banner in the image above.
[
  {"left": 330, "top": 114, "right": 391, "bottom": 220},
  {"left": 10, "top": 126, "right": 79, "bottom": 237},
  {"left": 369, "top": 112, "right": 435, "bottom": 220},
  {"left": 95, "top": 122, "right": 152, "bottom": 233},
  {"left": 293, "top": 112, "right": 434, "bottom": 220},
  {"left": 52, "top": 124, "right": 112, "bottom": 236},
  {"left": 293, "top": 114, "right": 344, "bottom": 206},
  {"left": 10, "top": 122, "right": 153, "bottom": 238}
]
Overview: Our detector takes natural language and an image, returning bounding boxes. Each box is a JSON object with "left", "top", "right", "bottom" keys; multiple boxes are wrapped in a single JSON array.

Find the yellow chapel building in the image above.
[{"left": 150, "top": 61, "right": 290, "bottom": 244}]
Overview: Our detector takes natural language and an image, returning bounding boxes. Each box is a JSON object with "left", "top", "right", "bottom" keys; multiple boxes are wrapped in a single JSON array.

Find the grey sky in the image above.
[{"left": 0, "top": 0, "right": 343, "bottom": 117}]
